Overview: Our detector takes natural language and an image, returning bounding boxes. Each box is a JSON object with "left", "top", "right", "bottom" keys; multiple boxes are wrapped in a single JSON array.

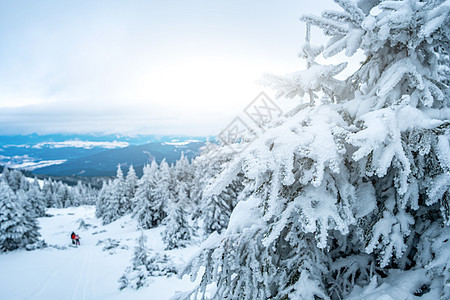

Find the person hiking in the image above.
[
  {"left": 75, "top": 234, "right": 80, "bottom": 246},
  {"left": 71, "top": 232, "right": 76, "bottom": 245}
]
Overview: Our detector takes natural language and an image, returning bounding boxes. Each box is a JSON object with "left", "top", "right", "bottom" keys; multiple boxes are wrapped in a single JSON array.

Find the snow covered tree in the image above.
[
  {"left": 31, "top": 177, "right": 41, "bottom": 190},
  {"left": 161, "top": 183, "right": 192, "bottom": 250},
  {"left": 175, "top": 153, "right": 194, "bottom": 192},
  {"left": 52, "top": 182, "right": 66, "bottom": 208},
  {"left": 85, "top": 183, "right": 98, "bottom": 205},
  {"left": 102, "top": 165, "right": 129, "bottom": 224},
  {"left": 41, "top": 179, "right": 54, "bottom": 208},
  {"left": 96, "top": 180, "right": 112, "bottom": 219},
  {"left": 153, "top": 159, "right": 172, "bottom": 220},
  {"left": 180, "top": 1, "right": 450, "bottom": 299},
  {"left": 261, "top": 24, "right": 346, "bottom": 105},
  {"left": 76, "top": 181, "right": 96, "bottom": 206},
  {"left": 133, "top": 231, "right": 150, "bottom": 268},
  {"left": 119, "top": 230, "right": 177, "bottom": 290},
  {"left": 1, "top": 166, "right": 9, "bottom": 183},
  {"left": 6, "top": 169, "right": 23, "bottom": 192},
  {"left": 202, "top": 178, "right": 243, "bottom": 236},
  {"left": 0, "top": 181, "right": 41, "bottom": 251},
  {"left": 191, "top": 143, "right": 236, "bottom": 218},
  {"left": 133, "top": 161, "right": 165, "bottom": 229},
  {"left": 191, "top": 143, "right": 216, "bottom": 209},
  {"left": 19, "top": 175, "right": 30, "bottom": 192},
  {"left": 175, "top": 153, "right": 192, "bottom": 180},
  {"left": 113, "top": 164, "right": 128, "bottom": 213},
  {"left": 71, "top": 182, "right": 84, "bottom": 207},
  {"left": 119, "top": 231, "right": 150, "bottom": 290},
  {"left": 16, "top": 189, "right": 42, "bottom": 241},
  {"left": 0, "top": 181, "right": 24, "bottom": 251},
  {"left": 26, "top": 184, "right": 46, "bottom": 217},
  {"left": 125, "top": 165, "right": 138, "bottom": 213}
]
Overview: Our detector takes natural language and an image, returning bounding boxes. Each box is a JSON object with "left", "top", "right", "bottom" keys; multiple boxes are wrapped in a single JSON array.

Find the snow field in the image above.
[{"left": 0, "top": 205, "right": 200, "bottom": 300}]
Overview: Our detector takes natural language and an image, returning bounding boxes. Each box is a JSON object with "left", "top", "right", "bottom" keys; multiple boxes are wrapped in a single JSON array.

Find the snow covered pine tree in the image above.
[
  {"left": 191, "top": 143, "right": 244, "bottom": 236},
  {"left": 179, "top": 0, "right": 450, "bottom": 299},
  {"left": 119, "top": 231, "right": 150, "bottom": 290},
  {"left": 0, "top": 181, "right": 41, "bottom": 251},
  {"left": 161, "top": 182, "right": 192, "bottom": 250},
  {"left": 101, "top": 165, "right": 130, "bottom": 224},
  {"left": 132, "top": 161, "right": 165, "bottom": 229},
  {"left": 125, "top": 165, "right": 138, "bottom": 213},
  {"left": 119, "top": 230, "right": 178, "bottom": 290}
]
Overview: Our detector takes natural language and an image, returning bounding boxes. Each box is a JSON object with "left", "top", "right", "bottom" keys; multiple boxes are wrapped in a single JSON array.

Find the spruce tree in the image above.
[
  {"left": 0, "top": 181, "right": 40, "bottom": 251},
  {"left": 16, "top": 190, "right": 42, "bottom": 244},
  {"left": 26, "top": 184, "right": 46, "bottom": 217},
  {"left": 51, "top": 182, "right": 64, "bottom": 208},
  {"left": 7, "top": 169, "right": 23, "bottom": 192},
  {"left": 133, "top": 231, "right": 149, "bottom": 269},
  {"left": 202, "top": 179, "right": 243, "bottom": 236},
  {"left": 96, "top": 180, "right": 112, "bottom": 219},
  {"left": 161, "top": 183, "right": 192, "bottom": 250},
  {"left": 1, "top": 167, "right": 10, "bottom": 184},
  {"left": 41, "top": 179, "right": 54, "bottom": 208},
  {"left": 85, "top": 183, "right": 97, "bottom": 205},
  {"left": 119, "top": 231, "right": 150, "bottom": 290},
  {"left": 133, "top": 161, "right": 164, "bottom": 229},
  {"left": 125, "top": 165, "right": 138, "bottom": 213},
  {"left": 19, "top": 175, "right": 30, "bottom": 192},
  {"left": 175, "top": 153, "right": 194, "bottom": 195},
  {"left": 180, "top": 1, "right": 450, "bottom": 299},
  {"left": 153, "top": 159, "right": 172, "bottom": 220},
  {"left": 72, "top": 182, "right": 84, "bottom": 207},
  {"left": 102, "top": 165, "right": 128, "bottom": 224},
  {"left": 191, "top": 143, "right": 236, "bottom": 218}
]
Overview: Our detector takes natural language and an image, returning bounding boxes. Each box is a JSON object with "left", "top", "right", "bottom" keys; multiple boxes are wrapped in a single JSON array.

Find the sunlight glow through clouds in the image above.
[
  {"left": 0, "top": 0, "right": 344, "bottom": 135},
  {"left": 0, "top": 96, "right": 47, "bottom": 108},
  {"left": 134, "top": 56, "right": 271, "bottom": 109}
]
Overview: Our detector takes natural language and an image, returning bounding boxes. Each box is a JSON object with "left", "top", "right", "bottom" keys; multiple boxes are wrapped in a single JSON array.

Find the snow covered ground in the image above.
[{"left": 0, "top": 206, "right": 200, "bottom": 300}]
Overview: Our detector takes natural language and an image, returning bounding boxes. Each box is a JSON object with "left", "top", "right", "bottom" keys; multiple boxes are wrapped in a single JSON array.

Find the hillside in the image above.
[
  {"left": 0, "top": 205, "right": 200, "bottom": 300},
  {"left": 33, "top": 141, "right": 205, "bottom": 177},
  {"left": 0, "top": 134, "right": 207, "bottom": 177}
]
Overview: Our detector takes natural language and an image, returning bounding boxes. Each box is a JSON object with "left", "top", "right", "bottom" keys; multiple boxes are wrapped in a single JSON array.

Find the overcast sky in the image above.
[{"left": 0, "top": 0, "right": 346, "bottom": 136}]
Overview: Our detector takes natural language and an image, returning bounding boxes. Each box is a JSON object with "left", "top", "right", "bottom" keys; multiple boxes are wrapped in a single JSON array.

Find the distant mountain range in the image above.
[{"left": 0, "top": 134, "right": 209, "bottom": 177}]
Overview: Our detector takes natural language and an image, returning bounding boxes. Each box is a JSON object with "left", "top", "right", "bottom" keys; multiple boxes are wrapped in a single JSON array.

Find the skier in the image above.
[
  {"left": 75, "top": 234, "right": 80, "bottom": 246},
  {"left": 71, "top": 232, "right": 76, "bottom": 244}
]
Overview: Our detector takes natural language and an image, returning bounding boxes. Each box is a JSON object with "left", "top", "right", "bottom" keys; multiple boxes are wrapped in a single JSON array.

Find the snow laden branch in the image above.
[
  {"left": 180, "top": 0, "right": 450, "bottom": 299},
  {"left": 260, "top": 38, "right": 347, "bottom": 104}
]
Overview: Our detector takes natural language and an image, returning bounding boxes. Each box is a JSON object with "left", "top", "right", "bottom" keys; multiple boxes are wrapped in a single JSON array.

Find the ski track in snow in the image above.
[
  {"left": 1, "top": 206, "right": 199, "bottom": 300},
  {"left": 83, "top": 248, "right": 94, "bottom": 300},
  {"left": 29, "top": 250, "right": 82, "bottom": 300},
  {"left": 72, "top": 246, "right": 90, "bottom": 300}
]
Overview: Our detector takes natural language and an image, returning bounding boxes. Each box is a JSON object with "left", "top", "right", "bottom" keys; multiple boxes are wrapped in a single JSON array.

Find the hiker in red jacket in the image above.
[{"left": 71, "top": 232, "right": 76, "bottom": 244}]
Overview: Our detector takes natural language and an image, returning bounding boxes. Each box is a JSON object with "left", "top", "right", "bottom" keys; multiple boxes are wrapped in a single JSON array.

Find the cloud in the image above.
[
  {"left": 0, "top": 98, "right": 244, "bottom": 136},
  {"left": 0, "top": 0, "right": 339, "bottom": 136}
]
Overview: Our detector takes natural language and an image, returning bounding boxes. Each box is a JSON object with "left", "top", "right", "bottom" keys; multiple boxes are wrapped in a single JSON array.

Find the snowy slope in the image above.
[{"left": 0, "top": 206, "right": 200, "bottom": 300}]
